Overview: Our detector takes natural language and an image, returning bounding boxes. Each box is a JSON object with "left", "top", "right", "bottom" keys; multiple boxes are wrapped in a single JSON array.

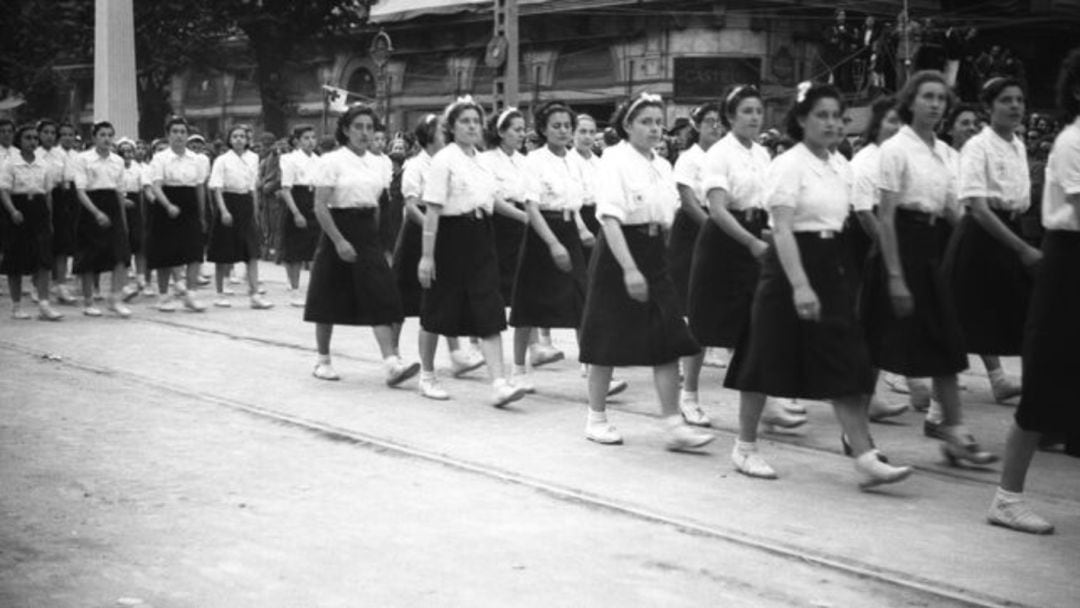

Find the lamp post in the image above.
[{"left": 370, "top": 29, "right": 393, "bottom": 127}]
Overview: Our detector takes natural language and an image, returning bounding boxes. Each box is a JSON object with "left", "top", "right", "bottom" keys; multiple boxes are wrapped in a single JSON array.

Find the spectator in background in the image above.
[
  {"left": 380, "top": 134, "right": 408, "bottom": 262},
  {"left": 668, "top": 117, "right": 694, "bottom": 154},
  {"left": 257, "top": 132, "right": 282, "bottom": 260}
]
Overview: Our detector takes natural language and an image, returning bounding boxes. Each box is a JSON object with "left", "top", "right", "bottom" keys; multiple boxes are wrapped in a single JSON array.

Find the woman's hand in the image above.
[
  {"left": 95, "top": 211, "right": 111, "bottom": 228},
  {"left": 579, "top": 229, "right": 596, "bottom": 248},
  {"left": 418, "top": 255, "right": 435, "bottom": 288},
  {"left": 748, "top": 239, "right": 769, "bottom": 259},
  {"left": 887, "top": 275, "right": 914, "bottom": 318},
  {"left": 550, "top": 242, "right": 572, "bottom": 273},
  {"left": 10, "top": 210, "right": 24, "bottom": 225},
  {"left": 623, "top": 268, "right": 648, "bottom": 302},
  {"left": 792, "top": 283, "right": 821, "bottom": 322},
  {"left": 335, "top": 240, "right": 357, "bottom": 263},
  {"left": 1019, "top": 245, "right": 1042, "bottom": 269},
  {"left": 220, "top": 211, "right": 233, "bottom": 227},
  {"left": 293, "top": 213, "right": 307, "bottom": 229},
  {"left": 165, "top": 203, "right": 180, "bottom": 219}
]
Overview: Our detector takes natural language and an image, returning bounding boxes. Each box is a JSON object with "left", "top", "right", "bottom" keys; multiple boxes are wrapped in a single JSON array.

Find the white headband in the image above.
[
  {"left": 796, "top": 81, "right": 812, "bottom": 104},
  {"left": 626, "top": 92, "right": 662, "bottom": 121},
  {"left": 496, "top": 106, "right": 519, "bottom": 131}
]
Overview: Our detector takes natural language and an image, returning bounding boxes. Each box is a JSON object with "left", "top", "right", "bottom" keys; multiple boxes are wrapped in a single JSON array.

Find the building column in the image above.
[{"left": 93, "top": 0, "right": 139, "bottom": 138}]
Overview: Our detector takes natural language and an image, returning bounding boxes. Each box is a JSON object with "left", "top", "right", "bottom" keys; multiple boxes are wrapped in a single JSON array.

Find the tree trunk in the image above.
[
  {"left": 137, "top": 72, "right": 172, "bottom": 141},
  {"left": 247, "top": 20, "right": 292, "bottom": 139}
]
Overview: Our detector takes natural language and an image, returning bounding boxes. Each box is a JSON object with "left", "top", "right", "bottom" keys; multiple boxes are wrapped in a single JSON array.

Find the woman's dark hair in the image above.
[
  {"left": 484, "top": 107, "right": 525, "bottom": 148},
  {"left": 690, "top": 102, "right": 723, "bottom": 127},
  {"left": 532, "top": 101, "right": 575, "bottom": 145},
  {"left": 862, "top": 96, "right": 897, "bottom": 145},
  {"left": 163, "top": 116, "right": 190, "bottom": 135},
  {"left": 0, "top": 118, "right": 14, "bottom": 130},
  {"left": 413, "top": 113, "right": 440, "bottom": 149},
  {"left": 335, "top": 104, "right": 382, "bottom": 146},
  {"left": 721, "top": 85, "right": 762, "bottom": 128},
  {"left": 225, "top": 125, "right": 249, "bottom": 151},
  {"left": 939, "top": 102, "right": 981, "bottom": 142},
  {"left": 91, "top": 121, "right": 114, "bottom": 136},
  {"left": 1054, "top": 46, "right": 1080, "bottom": 122},
  {"left": 36, "top": 119, "right": 57, "bottom": 133},
  {"left": 601, "top": 127, "right": 620, "bottom": 147},
  {"left": 14, "top": 124, "right": 38, "bottom": 149},
  {"left": 441, "top": 97, "right": 484, "bottom": 144},
  {"left": 784, "top": 82, "right": 845, "bottom": 141},
  {"left": 895, "top": 70, "right": 953, "bottom": 124},
  {"left": 57, "top": 121, "right": 77, "bottom": 136},
  {"left": 611, "top": 94, "right": 664, "bottom": 140},
  {"left": 290, "top": 124, "right": 315, "bottom": 148},
  {"left": 979, "top": 76, "right": 1025, "bottom": 107}
]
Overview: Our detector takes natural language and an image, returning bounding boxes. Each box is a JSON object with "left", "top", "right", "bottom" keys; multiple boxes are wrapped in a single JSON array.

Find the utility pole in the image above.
[{"left": 488, "top": 0, "right": 519, "bottom": 111}]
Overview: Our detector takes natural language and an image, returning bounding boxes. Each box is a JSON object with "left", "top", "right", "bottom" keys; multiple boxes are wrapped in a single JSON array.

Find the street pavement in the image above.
[{"left": 0, "top": 262, "right": 1076, "bottom": 608}]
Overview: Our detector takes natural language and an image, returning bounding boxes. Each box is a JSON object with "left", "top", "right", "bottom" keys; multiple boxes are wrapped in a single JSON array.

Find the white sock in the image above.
[
  {"left": 734, "top": 439, "right": 757, "bottom": 453},
  {"left": 987, "top": 367, "right": 1007, "bottom": 384},
  {"left": 995, "top": 487, "right": 1023, "bottom": 502},
  {"left": 664, "top": 414, "right": 684, "bottom": 428},
  {"left": 420, "top": 370, "right": 436, "bottom": 381},
  {"left": 680, "top": 389, "right": 698, "bottom": 403},
  {"left": 513, "top": 364, "right": 527, "bottom": 375},
  {"left": 587, "top": 410, "right": 607, "bottom": 424},
  {"left": 317, "top": 354, "right": 331, "bottom": 366},
  {"left": 383, "top": 355, "right": 401, "bottom": 370}
]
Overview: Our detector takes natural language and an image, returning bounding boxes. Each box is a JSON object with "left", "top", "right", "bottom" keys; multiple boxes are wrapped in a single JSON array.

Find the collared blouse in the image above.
[
  {"left": 765, "top": 143, "right": 853, "bottom": 233},
  {"left": 1041, "top": 119, "right": 1080, "bottom": 232},
  {"left": 401, "top": 150, "right": 432, "bottom": 201},
  {"left": 594, "top": 141, "right": 679, "bottom": 227},
  {"left": 849, "top": 143, "right": 882, "bottom": 212},
  {"left": 314, "top": 146, "right": 390, "bottom": 209},
  {"left": 522, "top": 145, "right": 583, "bottom": 212},
  {"left": 149, "top": 147, "right": 211, "bottom": 188},
  {"left": 479, "top": 147, "right": 532, "bottom": 205},
  {"left": 120, "top": 163, "right": 143, "bottom": 194},
  {"left": 35, "top": 146, "right": 71, "bottom": 188},
  {"left": 570, "top": 147, "right": 600, "bottom": 206},
  {"left": 673, "top": 143, "right": 709, "bottom": 205},
  {"left": 209, "top": 149, "right": 258, "bottom": 193},
  {"left": 73, "top": 149, "right": 125, "bottom": 191},
  {"left": 878, "top": 125, "right": 957, "bottom": 215},
  {"left": 0, "top": 153, "right": 51, "bottom": 195},
  {"left": 701, "top": 133, "right": 771, "bottom": 211},
  {"left": 422, "top": 143, "right": 497, "bottom": 216},
  {"left": 280, "top": 150, "right": 320, "bottom": 189},
  {"left": 958, "top": 126, "right": 1031, "bottom": 213}
]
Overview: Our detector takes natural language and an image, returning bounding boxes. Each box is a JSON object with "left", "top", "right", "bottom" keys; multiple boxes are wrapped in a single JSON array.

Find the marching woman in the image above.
[
  {"left": 71, "top": 121, "right": 131, "bottom": 318},
  {"left": 670, "top": 101, "right": 723, "bottom": 425},
  {"left": 687, "top": 85, "right": 807, "bottom": 434},
  {"left": 484, "top": 108, "right": 529, "bottom": 305},
  {"left": 944, "top": 88, "right": 1027, "bottom": 405},
  {"left": 146, "top": 117, "right": 209, "bottom": 313},
  {"left": 570, "top": 114, "right": 601, "bottom": 262},
  {"left": 36, "top": 120, "right": 77, "bottom": 304},
  {"left": 207, "top": 125, "right": 272, "bottom": 310},
  {"left": 395, "top": 113, "right": 484, "bottom": 400},
  {"left": 418, "top": 96, "right": 528, "bottom": 407},
  {"left": 278, "top": 125, "right": 321, "bottom": 307},
  {"left": 304, "top": 104, "right": 419, "bottom": 386},
  {"left": 862, "top": 70, "right": 997, "bottom": 466},
  {"left": 724, "top": 82, "right": 913, "bottom": 487},
  {"left": 988, "top": 48, "right": 1080, "bottom": 534},
  {"left": 577, "top": 93, "right": 713, "bottom": 450},
  {"left": 1, "top": 124, "right": 63, "bottom": 320},
  {"left": 116, "top": 138, "right": 148, "bottom": 297}
]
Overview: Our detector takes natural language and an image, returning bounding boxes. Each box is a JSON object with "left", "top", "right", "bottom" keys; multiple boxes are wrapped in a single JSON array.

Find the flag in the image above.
[{"left": 323, "top": 85, "right": 350, "bottom": 113}]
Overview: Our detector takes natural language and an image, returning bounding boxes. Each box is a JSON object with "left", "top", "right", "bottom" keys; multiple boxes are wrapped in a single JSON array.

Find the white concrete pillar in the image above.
[{"left": 94, "top": 0, "right": 139, "bottom": 138}]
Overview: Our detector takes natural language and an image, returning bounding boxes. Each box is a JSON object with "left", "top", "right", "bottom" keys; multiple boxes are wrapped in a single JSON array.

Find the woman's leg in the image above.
[
  {"left": 678, "top": 352, "right": 710, "bottom": 425},
  {"left": 1000, "top": 423, "right": 1041, "bottom": 493},
  {"left": 654, "top": 360, "right": 681, "bottom": 418},
  {"left": 936, "top": 374, "right": 998, "bottom": 465},
  {"left": 732, "top": 391, "right": 776, "bottom": 478},
  {"left": 214, "top": 263, "right": 227, "bottom": 295},
  {"left": 513, "top": 326, "right": 531, "bottom": 368},
  {"left": 286, "top": 262, "right": 301, "bottom": 290},
  {"left": 478, "top": 333, "right": 507, "bottom": 380},
  {"left": 316, "top": 323, "right": 333, "bottom": 356},
  {"left": 988, "top": 423, "right": 1053, "bottom": 534},
  {"left": 80, "top": 273, "right": 95, "bottom": 308}
]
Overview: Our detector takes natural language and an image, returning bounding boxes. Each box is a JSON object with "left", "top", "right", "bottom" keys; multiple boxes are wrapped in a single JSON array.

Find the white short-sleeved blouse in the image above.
[
  {"left": 0, "top": 154, "right": 51, "bottom": 194},
  {"left": 958, "top": 126, "right": 1031, "bottom": 212},
  {"left": 849, "top": 143, "right": 882, "bottom": 212},
  {"left": 149, "top": 147, "right": 211, "bottom": 187},
  {"left": 673, "top": 143, "right": 709, "bottom": 205},
  {"left": 209, "top": 150, "right": 258, "bottom": 193},
  {"left": 421, "top": 143, "right": 497, "bottom": 216},
  {"left": 522, "top": 146, "right": 583, "bottom": 212},
  {"left": 313, "top": 147, "right": 390, "bottom": 209},
  {"left": 878, "top": 125, "right": 957, "bottom": 214},
  {"left": 570, "top": 148, "right": 600, "bottom": 206},
  {"left": 594, "top": 141, "right": 679, "bottom": 227},
  {"left": 73, "top": 149, "right": 124, "bottom": 191},
  {"left": 35, "top": 146, "right": 70, "bottom": 188},
  {"left": 1042, "top": 120, "right": 1080, "bottom": 232},
  {"left": 764, "top": 143, "right": 853, "bottom": 233},
  {"left": 480, "top": 147, "right": 532, "bottom": 205},
  {"left": 120, "top": 163, "right": 143, "bottom": 193},
  {"left": 280, "top": 150, "right": 319, "bottom": 189},
  {"left": 701, "top": 133, "right": 771, "bottom": 211},
  {"left": 401, "top": 150, "right": 432, "bottom": 201}
]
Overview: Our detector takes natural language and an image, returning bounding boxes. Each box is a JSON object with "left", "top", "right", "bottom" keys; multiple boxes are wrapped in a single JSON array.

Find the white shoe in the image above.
[
  {"left": 289, "top": 292, "right": 306, "bottom": 308},
  {"left": 221, "top": 286, "right": 236, "bottom": 296},
  {"left": 250, "top": 294, "right": 274, "bottom": 309},
  {"left": 419, "top": 375, "right": 450, "bottom": 400},
  {"left": 854, "top": 451, "right": 913, "bottom": 489},
  {"left": 156, "top": 295, "right": 178, "bottom": 312},
  {"left": 181, "top": 291, "right": 207, "bottom": 312},
  {"left": 761, "top": 398, "right": 808, "bottom": 431},
  {"left": 107, "top": 300, "right": 132, "bottom": 318},
  {"left": 83, "top": 305, "right": 103, "bottom": 317},
  {"left": 990, "top": 375, "right": 1022, "bottom": 404},
  {"left": 37, "top": 301, "right": 63, "bottom": 321},
  {"left": 585, "top": 419, "right": 623, "bottom": 445},
  {"left": 312, "top": 362, "right": 340, "bottom": 381},
  {"left": 869, "top": 396, "right": 909, "bottom": 422},
  {"left": 54, "top": 284, "right": 77, "bottom": 305},
  {"left": 732, "top": 444, "right": 778, "bottom": 479},
  {"left": 141, "top": 285, "right": 157, "bottom": 297},
  {"left": 529, "top": 344, "right": 564, "bottom": 368},
  {"left": 510, "top": 371, "right": 536, "bottom": 394},
  {"left": 450, "top": 349, "right": 485, "bottom": 378},
  {"left": 491, "top": 378, "right": 527, "bottom": 408},
  {"left": 775, "top": 397, "right": 806, "bottom": 415},
  {"left": 214, "top": 297, "right": 232, "bottom": 308},
  {"left": 679, "top": 395, "right": 711, "bottom": 427},
  {"left": 121, "top": 284, "right": 140, "bottom": 303},
  {"left": 665, "top": 421, "right": 715, "bottom": 451},
  {"left": 606, "top": 378, "right": 628, "bottom": 397},
  {"left": 11, "top": 306, "right": 32, "bottom": 320},
  {"left": 702, "top": 348, "right": 728, "bottom": 368},
  {"left": 385, "top": 358, "right": 421, "bottom": 387},
  {"left": 987, "top": 491, "right": 1054, "bottom": 535}
]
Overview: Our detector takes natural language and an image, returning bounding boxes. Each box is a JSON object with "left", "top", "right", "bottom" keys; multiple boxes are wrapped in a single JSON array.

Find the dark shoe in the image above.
[
  {"left": 942, "top": 433, "right": 1000, "bottom": 467},
  {"left": 923, "top": 419, "right": 947, "bottom": 440}
]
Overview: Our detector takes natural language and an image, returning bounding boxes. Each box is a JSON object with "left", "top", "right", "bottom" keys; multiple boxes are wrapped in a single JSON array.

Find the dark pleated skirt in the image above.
[
  {"left": 379, "top": 180, "right": 404, "bottom": 257},
  {"left": 51, "top": 183, "right": 78, "bottom": 256},
  {"left": 303, "top": 208, "right": 403, "bottom": 326},
  {"left": 420, "top": 213, "right": 507, "bottom": 338},
  {"left": 207, "top": 192, "right": 259, "bottom": 264},
  {"left": 842, "top": 210, "right": 875, "bottom": 287},
  {"left": 580, "top": 204, "right": 599, "bottom": 262},
  {"left": 279, "top": 186, "right": 319, "bottom": 263},
  {"left": 392, "top": 215, "right": 423, "bottom": 318},
  {"left": 666, "top": 207, "right": 703, "bottom": 314},
  {"left": 861, "top": 209, "right": 968, "bottom": 377},
  {"left": 687, "top": 209, "right": 767, "bottom": 348},
  {"left": 509, "top": 211, "right": 587, "bottom": 328},
  {"left": 493, "top": 208, "right": 526, "bottom": 303},
  {"left": 579, "top": 225, "right": 700, "bottom": 367},
  {"left": 124, "top": 192, "right": 143, "bottom": 255},
  {"left": 725, "top": 233, "right": 876, "bottom": 399},
  {"left": 0, "top": 194, "right": 53, "bottom": 276},
  {"left": 1015, "top": 230, "right": 1080, "bottom": 457},
  {"left": 73, "top": 190, "right": 130, "bottom": 274},
  {"left": 943, "top": 211, "right": 1032, "bottom": 355},
  {"left": 146, "top": 186, "right": 204, "bottom": 269}
]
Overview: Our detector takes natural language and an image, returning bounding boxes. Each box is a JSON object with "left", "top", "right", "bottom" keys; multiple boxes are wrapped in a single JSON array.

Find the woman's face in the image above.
[
  {"left": 229, "top": 128, "right": 248, "bottom": 151},
  {"left": 298, "top": 130, "right": 317, "bottom": 153},
  {"left": 798, "top": 96, "right": 844, "bottom": 150},
  {"left": 697, "top": 110, "right": 724, "bottom": 147},
  {"left": 573, "top": 119, "right": 596, "bottom": 153},
  {"left": 729, "top": 97, "right": 764, "bottom": 141},
  {"left": 38, "top": 125, "right": 57, "bottom": 148},
  {"left": 345, "top": 114, "right": 374, "bottom": 150},
  {"left": 543, "top": 111, "right": 574, "bottom": 149},
  {"left": 879, "top": 108, "right": 902, "bottom": 142},
  {"left": 654, "top": 138, "right": 669, "bottom": 157},
  {"left": 93, "top": 127, "right": 114, "bottom": 150},
  {"left": 119, "top": 143, "right": 135, "bottom": 161},
  {"left": 989, "top": 85, "right": 1025, "bottom": 132},
  {"left": 949, "top": 111, "right": 979, "bottom": 148},
  {"left": 18, "top": 129, "right": 39, "bottom": 154},
  {"left": 501, "top": 116, "right": 526, "bottom": 150},
  {"left": 58, "top": 126, "right": 76, "bottom": 150},
  {"left": 626, "top": 106, "right": 664, "bottom": 152},
  {"left": 167, "top": 123, "right": 188, "bottom": 147},
  {"left": 452, "top": 108, "right": 482, "bottom": 147},
  {"left": 909, "top": 81, "right": 948, "bottom": 129}
]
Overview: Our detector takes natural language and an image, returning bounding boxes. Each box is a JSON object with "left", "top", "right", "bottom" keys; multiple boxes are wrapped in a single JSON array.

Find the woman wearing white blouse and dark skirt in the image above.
[
  {"left": 303, "top": 105, "right": 419, "bottom": 387},
  {"left": 862, "top": 71, "right": 997, "bottom": 467},
  {"left": 418, "top": 96, "right": 528, "bottom": 408},
  {"left": 72, "top": 121, "right": 131, "bottom": 318},
  {"left": 577, "top": 93, "right": 713, "bottom": 450},
  {"left": 147, "top": 117, "right": 210, "bottom": 313},
  {"left": 207, "top": 125, "right": 271, "bottom": 310},
  {"left": 725, "top": 83, "right": 913, "bottom": 488},
  {"left": 116, "top": 138, "right": 148, "bottom": 298},
  {"left": 987, "top": 49, "right": 1080, "bottom": 535},
  {"left": 395, "top": 114, "right": 484, "bottom": 401},
  {"left": 278, "top": 125, "right": 321, "bottom": 307},
  {"left": 483, "top": 108, "right": 530, "bottom": 304}
]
